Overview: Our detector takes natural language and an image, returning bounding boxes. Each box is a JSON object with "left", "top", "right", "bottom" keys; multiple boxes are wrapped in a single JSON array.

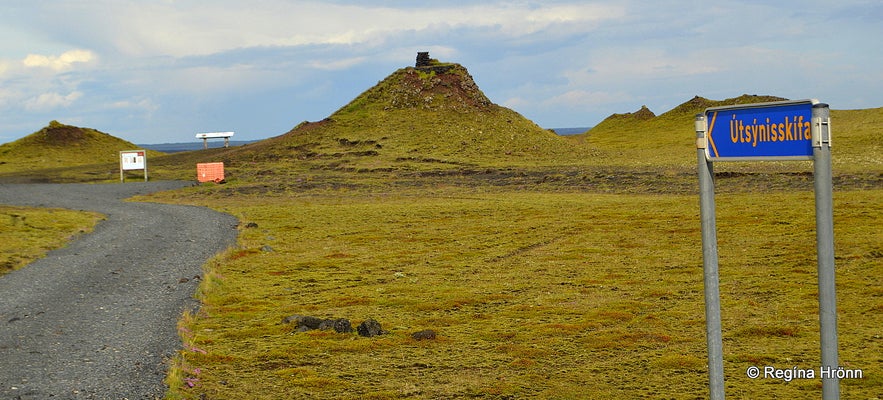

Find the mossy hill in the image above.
[
  {"left": 0, "top": 121, "right": 162, "bottom": 178},
  {"left": 577, "top": 95, "right": 792, "bottom": 167},
  {"left": 221, "top": 62, "right": 595, "bottom": 174}
]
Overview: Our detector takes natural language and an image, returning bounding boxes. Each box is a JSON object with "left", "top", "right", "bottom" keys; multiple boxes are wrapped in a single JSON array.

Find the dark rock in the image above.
[
  {"left": 411, "top": 329, "right": 437, "bottom": 340},
  {"left": 282, "top": 315, "right": 325, "bottom": 330},
  {"left": 319, "top": 318, "right": 353, "bottom": 333},
  {"left": 244, "top": 222, "right": 259, "bottom": 228},
  {"left": 283, "top": 315, "right": 353, "bottom": 333},
  {"left": 357, "top": 319, "right": 385, "bottom": 337},
  {"left": 335, "top": 319, "right": 354, "bottom": 333}
]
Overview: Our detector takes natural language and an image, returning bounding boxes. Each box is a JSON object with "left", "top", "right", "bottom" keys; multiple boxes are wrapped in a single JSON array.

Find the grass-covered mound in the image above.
[
  {"left": 575, "top": 95, "right": 788, "bottom": 167},
  {"left": 0, "top": 121, "right": 163, "bottom": 181},
  {"left": 575, "top": 96, "right": 883, "bottom": 188},
  {"left": 214, "top": 62, "right": 596, "bottom": 177}
]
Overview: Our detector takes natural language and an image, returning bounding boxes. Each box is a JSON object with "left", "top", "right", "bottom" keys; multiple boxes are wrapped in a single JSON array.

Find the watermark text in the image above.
[{"left": 746, "top": 365, "right": 863, "bottom": 382}]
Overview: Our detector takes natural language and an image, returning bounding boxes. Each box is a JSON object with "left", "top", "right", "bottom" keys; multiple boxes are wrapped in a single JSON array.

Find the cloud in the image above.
[
  {"left": 502, "top": 96, "right": 531, "bottom": 110},
  {"left": 38, "top": 1, "right": 624, "bottom": 58},
  {"left": 110, "top": 98, "right": 158, "bottom": 112},
  {"left": 308, "top": 56, "right": 368, "bottom": 71},
  {"left": 565, "top": 48, "right": 721, "bottom": 86},
  {"left": 545, "top": 90, "right": 633, "bottom": 108},
  {"left": 22, "top": 49, "right": 95, "bottom": 71},
  {"left": 0, "top": 86, "right": 20, "bottom": 109},
  {"left": 25, "top": 91, "right": 83, "bottom": 111}
]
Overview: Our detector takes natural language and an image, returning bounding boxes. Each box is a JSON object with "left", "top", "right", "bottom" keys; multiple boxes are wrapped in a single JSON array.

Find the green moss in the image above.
[{"left": 0, "top": 206, "right": 102, "bottom": 275}]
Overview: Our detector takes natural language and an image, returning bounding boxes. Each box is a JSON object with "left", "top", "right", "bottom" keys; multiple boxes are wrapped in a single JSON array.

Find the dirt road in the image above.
[{"left": 0, "top": 182, "right": 237, "bottom": 399}]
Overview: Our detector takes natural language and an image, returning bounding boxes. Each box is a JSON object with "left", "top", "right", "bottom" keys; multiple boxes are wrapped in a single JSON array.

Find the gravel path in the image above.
[{"left": 0, "top": 182, "right": 238, "bottom": 399}]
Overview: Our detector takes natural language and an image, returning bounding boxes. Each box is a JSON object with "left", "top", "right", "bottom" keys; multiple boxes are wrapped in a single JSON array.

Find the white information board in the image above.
[{"left": 120, "top": 150, "right": 147, "bottom": 181}]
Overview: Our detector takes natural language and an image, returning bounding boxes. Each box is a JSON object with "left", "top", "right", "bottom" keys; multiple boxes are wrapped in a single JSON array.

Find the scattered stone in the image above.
[
  {"left": 411, "top": 329, "right": 437, "bottom": 341},
  {"left": 319, "top": 318, "right": 354, "bottom": 333},
  {"left": 282, "top": 315, "right": 322, "bottom": 329},
  {"left": 282, "top": 315, "right": 353, "bottom": 334},
  {"left": 244, "top": 222, "right": 259, "bottom": 229},
  {"left": 260, "top": 245, "right": 274, "bottom": 252},
  {"left": 357, "top": 319, "right": 386, "bottom": 337}
]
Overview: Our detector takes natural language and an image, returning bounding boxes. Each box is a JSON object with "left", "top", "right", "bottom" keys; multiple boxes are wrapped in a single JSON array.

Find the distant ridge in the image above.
[
  {"left": 593, "top": 94, "right": 788, "bottom": 129},
  {"left": 551, "top": 127, "right": 593, "bottom": 136},
  {"left": 599, "top": 105, "right": 656, "bottom": 124},
  {"left": 140, "top": 140, "right": 257, "bottom": 153},
  {"left": 578, "top": 94, "right": 790, "bottom": 166}
]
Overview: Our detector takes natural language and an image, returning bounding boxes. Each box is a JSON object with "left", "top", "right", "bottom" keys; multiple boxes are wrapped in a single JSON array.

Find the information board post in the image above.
[
  {"left": 695, "top": 114, "right": 725, "bottom": 400},
  {"left": 812, "top": 103, "right": 839, "bottom": 398}
]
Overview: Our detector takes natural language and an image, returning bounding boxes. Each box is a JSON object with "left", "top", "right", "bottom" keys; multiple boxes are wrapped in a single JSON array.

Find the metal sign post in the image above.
[
  {"left": 695, "top": 100, "right": 838, "bottom": 399},
  {"left": 811, "top": 104, "right": 838, "bottom": 399},
  {"left": 695, "top": 114, "right": 725, "bottom": 400}
]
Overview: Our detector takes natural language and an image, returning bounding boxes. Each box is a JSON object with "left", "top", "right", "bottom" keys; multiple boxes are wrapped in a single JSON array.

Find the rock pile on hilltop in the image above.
[{"left": 224, "top": 52, "right": 585, "bottom": 168}]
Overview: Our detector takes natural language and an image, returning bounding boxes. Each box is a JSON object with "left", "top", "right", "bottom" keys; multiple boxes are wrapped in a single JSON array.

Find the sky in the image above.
[{"left": 1, "top": 1, "right": 880, "bottom": 145}]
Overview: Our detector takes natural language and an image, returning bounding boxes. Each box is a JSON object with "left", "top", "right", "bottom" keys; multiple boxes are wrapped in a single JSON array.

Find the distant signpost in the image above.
[
  {"left": 196, "top": 131, "right": 234, "bottom": 149},
  {"left": 120, "top": 150, "right": 147, "bottom": 182}
]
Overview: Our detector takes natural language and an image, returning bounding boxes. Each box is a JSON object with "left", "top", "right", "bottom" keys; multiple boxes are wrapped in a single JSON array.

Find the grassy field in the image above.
[
  {"left": 0, "top": 205, "right": 102, "bottom": 275},
  {"left": 151, "top": 183, "right": 882, "bottom": 399},
  {"left": 152, "top": 101, "right": 881, "bottom": 398}
]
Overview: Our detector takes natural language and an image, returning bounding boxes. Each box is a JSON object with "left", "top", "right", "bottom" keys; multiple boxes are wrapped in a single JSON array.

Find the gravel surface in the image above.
[{"left": 0, "top": 182, "right": 238, "bottom": 399}]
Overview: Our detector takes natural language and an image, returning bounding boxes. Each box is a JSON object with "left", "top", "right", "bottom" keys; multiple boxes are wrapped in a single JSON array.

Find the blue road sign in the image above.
[{"left": 704, "top": 99, "right": 818, "bottom": 161}]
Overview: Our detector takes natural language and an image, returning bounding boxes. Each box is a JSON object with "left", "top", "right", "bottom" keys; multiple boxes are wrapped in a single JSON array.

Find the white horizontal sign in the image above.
[{"left": 196, "top": 131, "right": 234, "bottom": 139}]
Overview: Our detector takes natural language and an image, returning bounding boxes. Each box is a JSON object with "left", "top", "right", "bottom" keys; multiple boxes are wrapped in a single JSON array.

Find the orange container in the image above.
[{"left": 197, "top": 162, "right": 225, "bottom": 183}]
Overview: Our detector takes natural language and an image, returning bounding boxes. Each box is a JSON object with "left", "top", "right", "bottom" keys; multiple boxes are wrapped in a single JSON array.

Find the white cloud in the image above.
[
  {"left": 22, "top": 49, "right": 95, "bottom": 71},
  {"left": 309, "top": 56, "right": 368, "bottom": 71},
  {"left": 0, "top": 86, "right": 20, "bottom": 109},
  {"left": 502, "top": 96, "right": 531, "bottom": 110},
  {"left": 25, "top": 91, "right": 83, "bottom": 111},
  {"left": 40, "top": 1, "right": 624, "bottom": 58},
  {"left": 566, "top": 48, "right": 721, "bottom": 86},
  {"left": 545, "top": 90, "right": 633, "bottom": 108},
  {"left": 110, "top": 98, "right": 158, "bottom": 112}
]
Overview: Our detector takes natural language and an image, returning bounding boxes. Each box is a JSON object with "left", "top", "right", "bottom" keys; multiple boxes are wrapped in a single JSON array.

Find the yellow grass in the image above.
[
  {"left": 0, "top": 205, "right": 102, "bottom": 275},
  {"left": 161, "top": 187, "right": 882, "bottom": 399}
]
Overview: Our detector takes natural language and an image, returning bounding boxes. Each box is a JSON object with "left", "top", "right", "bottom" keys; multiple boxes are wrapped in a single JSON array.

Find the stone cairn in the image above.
[
  {"left": 414, "top": 51, "right": 454, "bottom": 74},
  {"left": 416, "top": 51, "right": 431, "bottom": 67}
]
